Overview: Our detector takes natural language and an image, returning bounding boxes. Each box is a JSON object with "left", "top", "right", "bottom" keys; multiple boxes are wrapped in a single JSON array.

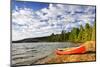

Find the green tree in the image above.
[
  {"left": 92, "top": 22, "right": 96, "bottom": 40},
  {"left": 84, "top": 23, "right": 92, "bottom": 41},
  {"left": 68, "top": 28, "right": 79, "bottom": 42},
  {"left": 46, "top": 22, "right": 95, "bottom": 42},
  {"left": 77, "top": 25, "right": 85, "bottom": 42}
]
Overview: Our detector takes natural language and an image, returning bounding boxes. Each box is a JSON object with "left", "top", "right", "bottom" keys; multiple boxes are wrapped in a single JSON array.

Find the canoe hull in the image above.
[{"left": 55, "top": 46, "right": 86, "bottom": 55}]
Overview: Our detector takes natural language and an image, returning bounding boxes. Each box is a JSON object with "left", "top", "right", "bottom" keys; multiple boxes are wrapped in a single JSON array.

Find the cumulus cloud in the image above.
[{"left": 12, "top": 3, "right": 96, "bottom": 41}]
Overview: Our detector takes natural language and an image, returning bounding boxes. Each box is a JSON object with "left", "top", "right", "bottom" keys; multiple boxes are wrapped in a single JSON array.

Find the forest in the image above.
[
  {"left": 12, "top": 22, "right": 96, "bottom": 43},
  {"left": 47, "top": 22, "right": 96, "bottom": 43}
]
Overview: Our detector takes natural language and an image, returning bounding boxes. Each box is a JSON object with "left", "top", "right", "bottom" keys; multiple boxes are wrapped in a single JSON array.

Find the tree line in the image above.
[{"left": 47, "top": 22, "right": 96, "bottom": 43}]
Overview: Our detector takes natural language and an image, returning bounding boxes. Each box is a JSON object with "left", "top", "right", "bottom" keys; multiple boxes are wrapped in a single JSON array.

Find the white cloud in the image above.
[{"left": 12, "top": 4, "right": 96, "bottom": 41}]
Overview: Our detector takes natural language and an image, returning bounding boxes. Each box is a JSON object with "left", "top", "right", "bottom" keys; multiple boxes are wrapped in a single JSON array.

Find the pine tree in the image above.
[
  {"left": 78, "top": 25, "right": 84, "bottom": 42},
  {"left": 46, "top": 22, "right": 95, "bottom": 42},
  {"left": 85, "top": 23, "right": 92, "bottom": 41},
  {"left": 92, "top": 22, "right": 96, "bottom": 40}
]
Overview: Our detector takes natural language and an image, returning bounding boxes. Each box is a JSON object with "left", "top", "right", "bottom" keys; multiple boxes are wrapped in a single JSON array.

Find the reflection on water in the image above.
[{"left": 12, "top": 42, "right": 79, "bottom": 65}]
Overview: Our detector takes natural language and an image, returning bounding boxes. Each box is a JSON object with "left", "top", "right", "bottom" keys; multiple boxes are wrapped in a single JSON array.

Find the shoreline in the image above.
[
  {"left": 34, "top": 52, "right": 96, "bottom": 64},
  {"left": 12, "top": 41, "right": 96, "bottom": 65},
  {"left": 34, "top": 41, "right": 96, "bottom": 64}
]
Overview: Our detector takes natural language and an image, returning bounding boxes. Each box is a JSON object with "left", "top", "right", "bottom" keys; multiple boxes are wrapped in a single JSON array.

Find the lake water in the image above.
[{"left": 12, "top": 42, "right": 79, "bottom": 66}]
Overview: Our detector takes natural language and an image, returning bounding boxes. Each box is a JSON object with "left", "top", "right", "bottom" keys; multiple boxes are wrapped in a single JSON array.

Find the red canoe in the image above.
[{"left": 55, "top": 45, "right": 86, "bottom": 55}]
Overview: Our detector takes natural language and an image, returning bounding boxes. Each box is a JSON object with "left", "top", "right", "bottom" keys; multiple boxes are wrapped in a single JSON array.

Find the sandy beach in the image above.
[{"left": 35, "top": 41, "right": 96, "bottom": 64}]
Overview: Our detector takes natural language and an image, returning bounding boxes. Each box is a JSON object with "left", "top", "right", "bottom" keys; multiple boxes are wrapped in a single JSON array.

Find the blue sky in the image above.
[
  {"left": 12, "top": 0, "right": 96, "bottom": 41},
  {"left": 12, "top": 0, "right": 49, "bottom": 11}
]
